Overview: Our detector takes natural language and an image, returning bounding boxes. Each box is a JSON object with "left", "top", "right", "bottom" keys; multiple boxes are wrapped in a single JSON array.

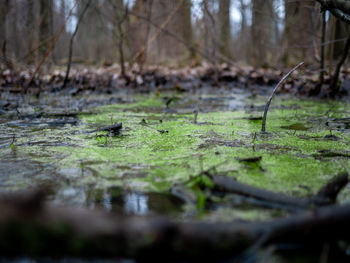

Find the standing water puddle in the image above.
[{"left": 1, "top": 90, "right": 350, "bottom": 220}]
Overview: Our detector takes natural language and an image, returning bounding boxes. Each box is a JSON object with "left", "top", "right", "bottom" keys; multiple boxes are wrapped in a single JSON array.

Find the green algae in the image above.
[
  {"left": 4, "top": 93, "right": 350, "bottom": 219},
  {"left": 50, "top": 95, "right": 350, "bottom": 198}
]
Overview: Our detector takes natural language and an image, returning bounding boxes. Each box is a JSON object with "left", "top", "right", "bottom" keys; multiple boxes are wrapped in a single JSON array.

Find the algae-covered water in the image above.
[{"left": 1, "top": 89, "right": 350, "bottom": 220}]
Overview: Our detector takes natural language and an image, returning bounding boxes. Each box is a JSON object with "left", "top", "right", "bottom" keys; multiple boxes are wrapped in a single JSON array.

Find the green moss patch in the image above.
[{"left": 7, "top": 94, "right": 350, "bottom": 219}]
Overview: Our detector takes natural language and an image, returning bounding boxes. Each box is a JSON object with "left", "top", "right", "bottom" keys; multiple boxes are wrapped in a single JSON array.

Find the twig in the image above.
[
  {"left": 261, "top": 62, "right": 304, "bottom": 133},
  {"left": 63, "top": 0, "right": 91, "bottom": 89},
  {"left": 323, "top": 102, "right": 338, "bottom": 116}
]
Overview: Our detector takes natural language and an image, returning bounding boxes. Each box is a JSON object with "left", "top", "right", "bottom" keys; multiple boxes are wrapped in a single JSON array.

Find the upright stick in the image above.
[{"left": 261, "top": 62, "right": 304, "bottom": 132}]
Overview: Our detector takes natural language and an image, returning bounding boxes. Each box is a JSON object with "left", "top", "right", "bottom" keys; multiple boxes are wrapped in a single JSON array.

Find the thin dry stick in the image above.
[
  {"left": 130, "top": 0, "right": 184, "bottom": 66},
  {"left": 29, "top": 0, "right": 79, "bottom": 84},
  {"left": 261, "top": 62, "right": 304, "bottom": 133}
]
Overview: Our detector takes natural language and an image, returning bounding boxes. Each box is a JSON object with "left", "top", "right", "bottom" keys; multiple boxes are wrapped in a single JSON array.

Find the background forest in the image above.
[{"left": 0, "top": 0, "right": 348, "bottom": 71}]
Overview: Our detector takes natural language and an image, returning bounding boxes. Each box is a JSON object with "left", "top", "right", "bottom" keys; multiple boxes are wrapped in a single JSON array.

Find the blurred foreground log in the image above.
[{"left": 1, "top": 188, "right": 350, "bottom": 261}]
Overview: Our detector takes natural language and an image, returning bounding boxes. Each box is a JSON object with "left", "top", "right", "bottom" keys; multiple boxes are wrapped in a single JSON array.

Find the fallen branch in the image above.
[
  {"left": 1, "top": 189, "right": 350, "bottom": 260},
  {"left": 261, "top": 62, "right": 304, "bottom": 133},
  {"left": 208, "top": 173, "right": 348, "bottom": 211}
]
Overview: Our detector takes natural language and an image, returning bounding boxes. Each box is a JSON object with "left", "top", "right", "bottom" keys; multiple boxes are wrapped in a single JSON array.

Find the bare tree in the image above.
[
  {"left": 238, "top": 0, "right": 249, "bottom": 62},
  {"left": 114, "top": 0, "right": 128, "bottom": 78},
  {"left": 218, "top": 0, "right": 232, "bottom": 59},
  {"left": 202, "top": 0, "right": 216, "bottom": 63},
  {"left": 39, "top": 0, "right": 51, "bottom": 59},
  {"left": 251, "top": 0, "right": 274, "bottom": 67},
  {"left": 317, "top": 0, "right": 350, "bottom": 96},
  {"left": 63, "top": 0, "right": 92, "bottom": 88},
  {"left": 26, "top": 0, "right": 36, "bottom": 65},
  {"left": 282, "top": 0, "right": 314, "bottom": 65},
  {"left": 0, "top": 0, "right": 10, "bottom": 67}
]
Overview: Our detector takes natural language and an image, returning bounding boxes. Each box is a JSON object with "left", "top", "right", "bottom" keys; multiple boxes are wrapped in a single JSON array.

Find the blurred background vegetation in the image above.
[{"left": 0, "top": 0, "right": 348, "bottom": 70}]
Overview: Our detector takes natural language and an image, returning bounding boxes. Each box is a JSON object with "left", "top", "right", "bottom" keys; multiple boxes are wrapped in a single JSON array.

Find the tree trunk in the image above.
[
  {"left": 180, "top": 0, "right": 194, "bottom": 59},
  {"left": 282, "top": 0, "right": 314, "bottom": 65},
  {"left": 26, "top": 0, "right": 36, "bottom": 64},
  {"left": 114, "top": 0, "right": 127, "bottom": 78},
  {"left": 218, "top": 0, "right": 232, "bottom": 59},
  {"left": 239, "top": 0, "right": 249, "bottom": 62},
  {"left": 48, "top": 0, "right": 56, "bottom": 64},
  {"left": 39, "top": 0, "right": 51, "bottom": 58},
  {"left": 202, "top": 0, "right": 216, "bottom": 63},
  {"left": 0, "top": 0, "right": 10, "bottom": 66},
  {"left": 251, "top": 0, "right": 274, "bottom": 67},
  {"left": 334, "top": 19, "right": 349, "bottom": 59}
]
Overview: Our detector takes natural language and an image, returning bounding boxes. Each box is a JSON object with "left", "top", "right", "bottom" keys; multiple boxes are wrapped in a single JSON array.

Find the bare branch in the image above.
[
  {"left": 317, "top": 0, "right": 350, "bottom": 23},
  {"left": 262, "top": 62, "right": 304, "bottom": 133}
]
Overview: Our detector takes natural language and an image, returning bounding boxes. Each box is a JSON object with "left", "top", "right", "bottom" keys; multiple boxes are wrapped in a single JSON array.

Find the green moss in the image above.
[
  {"left": 43, "top": 96, "right": 348, "bottom": 197},
  {"left": 11, "top": 94, "right": 350, "bottom": 220}
]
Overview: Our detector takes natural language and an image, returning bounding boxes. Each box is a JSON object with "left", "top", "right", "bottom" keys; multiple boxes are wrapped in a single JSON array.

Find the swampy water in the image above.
[{"left": 1, "top": 87, "right": 350, "bottom": 220}]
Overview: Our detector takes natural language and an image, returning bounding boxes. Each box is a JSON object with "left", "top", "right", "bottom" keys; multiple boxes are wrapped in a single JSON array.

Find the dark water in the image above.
[{"left": 48, "top": 186, "right": 184, "bottom": 216}]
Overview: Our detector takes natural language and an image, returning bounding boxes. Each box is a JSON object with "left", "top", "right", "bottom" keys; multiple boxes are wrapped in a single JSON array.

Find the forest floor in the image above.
[
  {"left": 2, "top": 63, "right": 350, "bottom": 96},
  {"left": 1, "top": 64, "right": 350, "bottom": 262}
]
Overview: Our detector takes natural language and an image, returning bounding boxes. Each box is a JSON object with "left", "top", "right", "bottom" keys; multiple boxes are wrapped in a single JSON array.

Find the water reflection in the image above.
[
  {"left": 99, "top": 188, "right": 184, "bottom": 216},
  {"left": 50, "top": 186, "right": 184, "bottom": 216},
  {"left": 124, "top": 192, "right": 149, "bottom": 215}
]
